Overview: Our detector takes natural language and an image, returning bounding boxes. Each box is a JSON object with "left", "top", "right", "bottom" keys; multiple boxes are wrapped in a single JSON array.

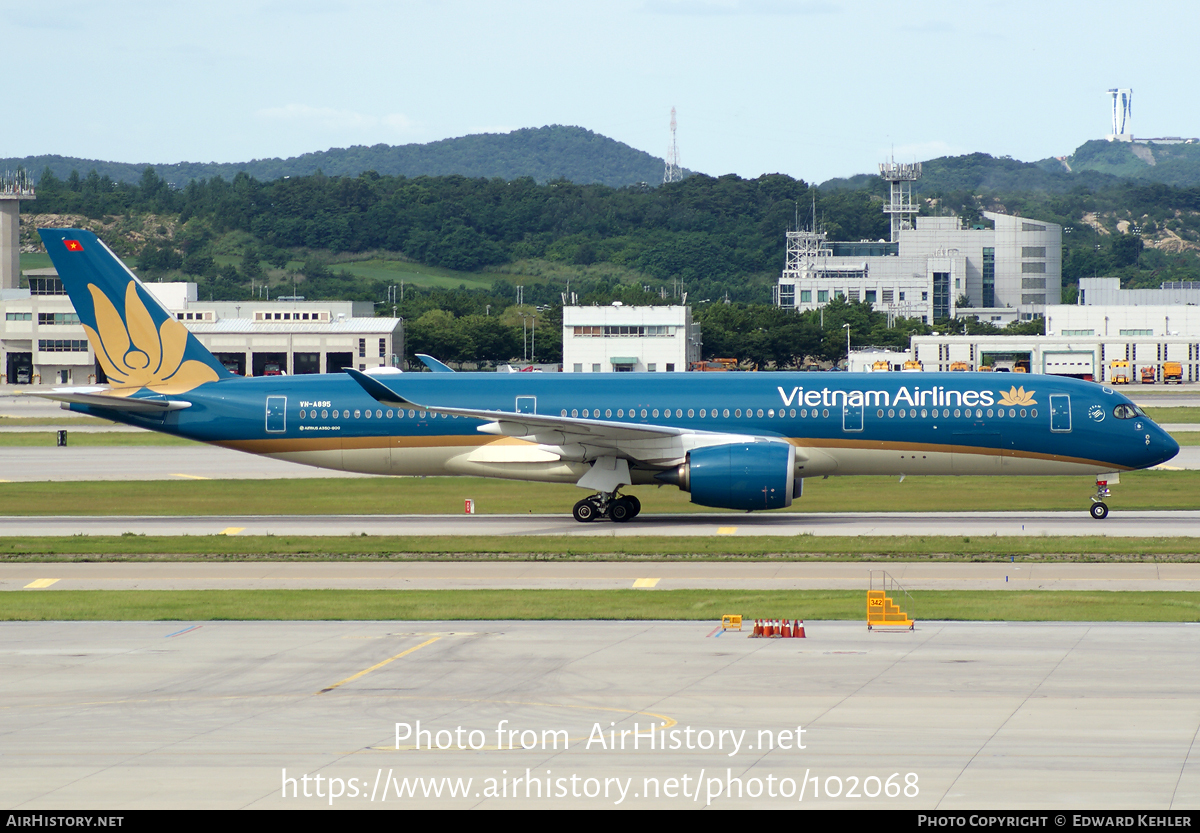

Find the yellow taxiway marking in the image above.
[
  {"left": 219, "top": 527, "right": 245, "bottom": 536},
  {"left": 23, "top": 579, "right": 59, "bottom": 589},
  {"left": 319, "top": 636, "right": 441, "bottom": 694},
  {"left": 171, "top": 473, "right": 210, "bottom": 480},
  {"left": 1153, "top": 464, "right": 1184, "bottom": 471},
  {"left": 632, "top": 578, "right": 660, "bottom": 588},
  {"left": 717, "top": 526, "right": 738, "bottom": 535}
]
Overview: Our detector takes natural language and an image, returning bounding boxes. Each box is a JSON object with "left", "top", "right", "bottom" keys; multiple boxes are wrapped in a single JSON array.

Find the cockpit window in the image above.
[{"left": 1113, "top": 404, "right": 1138, "bottom": 420}]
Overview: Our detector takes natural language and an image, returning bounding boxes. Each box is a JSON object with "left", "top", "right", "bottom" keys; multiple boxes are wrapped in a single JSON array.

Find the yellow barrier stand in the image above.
[
  {"left": 867, "top": 571, "right": 915, "bottom": 631},
  {"left": 721, "top": 615, "right": 742, "bottom": 631}
]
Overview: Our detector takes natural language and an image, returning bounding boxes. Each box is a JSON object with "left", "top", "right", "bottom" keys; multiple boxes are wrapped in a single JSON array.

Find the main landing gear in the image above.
[
  {"left": 572, "top": 492, "right": 642, "bottom": 523},
  {"left": 1089, "top": 477, "right": 1112, "bottom": 520}
]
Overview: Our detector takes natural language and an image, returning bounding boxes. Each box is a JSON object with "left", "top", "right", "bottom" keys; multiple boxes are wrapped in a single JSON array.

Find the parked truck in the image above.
[
  {"left": 1140, "top": 366, "right": 1157, "bottom": 384},
  {"left": 1109, "top": 360, "right": 1131, "bottom": 385},
  {"left": 1164, "top": 361, "right": 1184, "bottom": 384}
]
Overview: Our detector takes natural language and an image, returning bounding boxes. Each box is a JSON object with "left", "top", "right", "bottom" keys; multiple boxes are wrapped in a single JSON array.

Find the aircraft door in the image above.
[
  {"left": 1050, "top": 394, "right": 1072, "bottom": 432},
  {"left": 842, "top": 401, "right": 863, "bottom": 432},
  {"left": 266, "top": 396, "right": 287, "bottom": 433},
  {"left": 516, "top": 396, "right": 536, "bottom": 414}
]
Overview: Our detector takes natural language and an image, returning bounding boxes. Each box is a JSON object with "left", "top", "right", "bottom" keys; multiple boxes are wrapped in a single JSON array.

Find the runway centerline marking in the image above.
[
  {"left": 319, "top": 636, "right": 441, "bottom": 694},
  {"left": 23, "top": 579, "right": 59, "bottom": 589},
  {"left": 632, "top": 578, "right": 660, "bottom": 588},
  {"left": 170, "top": 473, "right": 209, "bottom": 480},
  {"left": 219, "top": 527, "right": 245, "bottom": 536}
]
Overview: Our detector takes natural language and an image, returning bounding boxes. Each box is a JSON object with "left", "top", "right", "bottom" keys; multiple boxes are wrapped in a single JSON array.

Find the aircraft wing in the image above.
[
  {"left": 22, "top": 387, "right": 193, "bottom": 413},
  {"left": 345, "top": 367, "right": 812, "bottom": 493},
  {"left": 346, "top": 368, "right": 684, "bottom": 443}
]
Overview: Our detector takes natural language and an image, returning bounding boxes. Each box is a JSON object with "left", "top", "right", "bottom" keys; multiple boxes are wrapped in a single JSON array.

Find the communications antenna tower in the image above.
[
  {"left": 663, "top": 107, "right": 682, "bottom": 184},
  {"left": 879, "top": 158, "right": 921, "bottom": 243},
  {"left": 1, "top": 170, "right": 35, "bottom": 290}
]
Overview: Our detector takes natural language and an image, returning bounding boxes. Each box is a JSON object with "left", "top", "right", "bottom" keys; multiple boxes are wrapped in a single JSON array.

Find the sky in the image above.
[{"left": 4, "top": 0, "right": 1198, "bottom": 184}]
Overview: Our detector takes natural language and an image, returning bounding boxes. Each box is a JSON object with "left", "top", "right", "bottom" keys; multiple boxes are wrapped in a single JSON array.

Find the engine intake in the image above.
[{"left": 657, "top": 442, "right": 797, "bottom": 511}]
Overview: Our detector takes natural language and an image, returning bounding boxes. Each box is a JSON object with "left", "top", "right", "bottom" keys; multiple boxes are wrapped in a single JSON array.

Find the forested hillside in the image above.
[
  {"left": 19, "top": 152, "right": 1200, "bottom": 367},
  {"left": 2, "top": 126, "right": 685, "bottom": 190}
]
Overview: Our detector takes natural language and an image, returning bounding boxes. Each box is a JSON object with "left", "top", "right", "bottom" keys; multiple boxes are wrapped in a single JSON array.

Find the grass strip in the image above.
[
  {"left": 1, "top": 471, "right": 1198, "bottom": 515},
  {"left": 0, "top": 432, "right": 195, "bottom": 447},
  {"left": 1144, "top": 406, "right": 1200, "bottom": 423},
  {"left": 2, "top": 589, "right": 1198, "bottom": 622},
  {"left": 5, "top": 535, "right": 1200, "bottom": 560}
]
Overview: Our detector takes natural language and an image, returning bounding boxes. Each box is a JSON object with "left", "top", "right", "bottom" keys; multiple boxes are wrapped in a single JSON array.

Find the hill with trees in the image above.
[{"left": 2, "top": 126, "right": 688, "bottom": 190}]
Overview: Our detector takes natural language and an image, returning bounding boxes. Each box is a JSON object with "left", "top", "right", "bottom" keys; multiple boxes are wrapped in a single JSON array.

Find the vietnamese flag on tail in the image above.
[{"left": 63, "top": 239, "right": 83, "bottom": 251}]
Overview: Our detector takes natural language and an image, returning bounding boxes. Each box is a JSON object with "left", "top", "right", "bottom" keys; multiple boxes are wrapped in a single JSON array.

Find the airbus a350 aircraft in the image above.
[{"left": 33, "top": 228, "right": 1179, "bottom": 522}]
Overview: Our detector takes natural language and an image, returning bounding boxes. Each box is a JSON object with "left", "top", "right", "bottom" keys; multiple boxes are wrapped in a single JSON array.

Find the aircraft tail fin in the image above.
[{"left": 38, "top": 228, "right": 230, "bottom": 394}]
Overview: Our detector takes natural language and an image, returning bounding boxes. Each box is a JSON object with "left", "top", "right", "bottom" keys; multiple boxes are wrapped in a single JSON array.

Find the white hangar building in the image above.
[{"left": 1, "top": 272, "right": 403, "bottom": 385}]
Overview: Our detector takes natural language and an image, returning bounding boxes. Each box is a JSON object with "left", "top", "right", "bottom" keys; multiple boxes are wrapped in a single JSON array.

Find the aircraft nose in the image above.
[{"left": 1148, "top": 426, "right": 1180, "bottom": 467}]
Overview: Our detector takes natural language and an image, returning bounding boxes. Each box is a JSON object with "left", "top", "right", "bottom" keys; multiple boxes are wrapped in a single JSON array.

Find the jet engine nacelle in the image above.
[{"left": 662, "top": 442, "right": 798, "bottom": 511}]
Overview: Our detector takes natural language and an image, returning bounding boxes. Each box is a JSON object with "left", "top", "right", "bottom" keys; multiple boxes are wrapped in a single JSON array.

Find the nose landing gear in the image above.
[
  {"left": 572, "top": 492, "right": 641, "bottom": 523},
  {"left": 1089, "top": 474, "right": 1116, "bottom": 520}
]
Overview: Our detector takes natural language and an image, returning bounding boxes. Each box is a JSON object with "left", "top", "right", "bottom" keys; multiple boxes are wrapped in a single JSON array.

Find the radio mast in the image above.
[{"left": 663, "top": 107, "right": 682, "bottom": 184}]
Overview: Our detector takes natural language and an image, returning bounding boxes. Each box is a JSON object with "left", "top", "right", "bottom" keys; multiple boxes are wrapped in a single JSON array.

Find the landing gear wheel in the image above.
[
  {"left": 609, "top": 498, "right": 635, "bottom": 523},
  {"left": 1090, "top": 502, "right": 1109, "bottom": 520},
  {"left": 573, "top": 499, "right": 599, "bottom": 523},
  {"left": 625, "top": 496, "right": 641, "bottom": 518}
]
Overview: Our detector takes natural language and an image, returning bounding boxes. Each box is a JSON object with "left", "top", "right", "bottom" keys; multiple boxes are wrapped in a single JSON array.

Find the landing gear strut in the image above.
[
  {"left": 572, "top": 492, "right": 641, "bottom": 523},
  {"left": 1089, "top": 477, "right": 1112, "bottom": 520}
]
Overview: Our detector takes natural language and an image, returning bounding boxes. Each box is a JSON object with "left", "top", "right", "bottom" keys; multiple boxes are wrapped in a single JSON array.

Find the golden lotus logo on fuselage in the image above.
[
  {"left": 85, "top": 282, "right": 219, "bottom": 396},
  {"left": 998, "top": 386, "right": 1036, "bottom": 407}
]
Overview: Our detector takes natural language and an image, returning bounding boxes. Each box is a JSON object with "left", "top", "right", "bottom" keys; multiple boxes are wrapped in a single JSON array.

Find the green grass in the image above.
[
  {"left": 1175, "top": 433, "right": 1200, "bottom": 445},
  {"left": 1144, "top": 406, "right": 1200, "bottom": 423},
  {"left": 0, "top": 471, "right": 1195, "bottom": 516},
  {"left": 0, "top": 432, "right": 197, "bottom": 447},
  {"left": 5, "top": 534, "right": 1200, "bottom": 561},
  {"left": 2, "top": 589, "right": 1198, "bottom": 622},
  {"left": 335, "top": 259, "right": 493, "bottom": 290},
  {"left": 18, "top": 253, "right": 52, "bottom": 271}
]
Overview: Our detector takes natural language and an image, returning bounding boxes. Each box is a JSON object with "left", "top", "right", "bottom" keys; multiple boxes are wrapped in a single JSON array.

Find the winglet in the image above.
[
  {"left": 345, "top": 367, "right": 416, "bottom": 406},
  {"left": 415, "top": 354, "right": 455, "bottom": 373}
]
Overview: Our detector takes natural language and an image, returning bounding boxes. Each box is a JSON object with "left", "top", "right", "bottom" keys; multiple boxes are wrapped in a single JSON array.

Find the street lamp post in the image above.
[{"left": 843, "top": 323, "right": 851, "bottom": 367}]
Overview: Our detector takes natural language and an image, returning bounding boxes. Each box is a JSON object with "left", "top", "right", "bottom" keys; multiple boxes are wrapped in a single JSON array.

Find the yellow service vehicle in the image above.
[
  {"left": 1141, "top": 366, "right": 1157, "bottom": 384},
  {"left": 872, "top": 360, "right": 891, "bottom": 372},
  {"left": 1164, "top": 361, "right": 1184, "bottom": 384},
  {"left": 902, "top": 360, "right": 924, "bottom": 371},
  {"left": 949, "top": 361, "right": 971, "bottom": 372},
  {"left": 1109, "top": 360, "right": 1131, "bottom": 384}
]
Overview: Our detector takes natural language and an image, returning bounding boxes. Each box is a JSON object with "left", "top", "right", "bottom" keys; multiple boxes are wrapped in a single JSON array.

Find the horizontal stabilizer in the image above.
[{"left": 31, "top": 389, "right": 193, "bottom": 412}]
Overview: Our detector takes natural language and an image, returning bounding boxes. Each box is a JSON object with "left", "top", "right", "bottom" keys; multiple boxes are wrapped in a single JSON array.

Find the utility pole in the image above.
[{"left": 843, "top": 323, "right": 851, "bottom": 364}]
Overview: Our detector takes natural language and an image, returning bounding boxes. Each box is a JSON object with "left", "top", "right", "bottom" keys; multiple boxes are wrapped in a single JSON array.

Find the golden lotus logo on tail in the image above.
[
  {"left": 998, "top": 386, "right": 1036, "bottom": 407},
  {"left": 85, "top": 282, "right": 219, "bottom": 395}
]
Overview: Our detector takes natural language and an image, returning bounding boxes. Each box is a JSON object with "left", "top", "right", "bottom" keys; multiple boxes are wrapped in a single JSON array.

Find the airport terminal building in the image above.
[
  {"left": 1, "top": 272, "right": 403, "bottom": 384},
  {"left": 775, "top": 211, "right": 1062, "bottom": 325}
]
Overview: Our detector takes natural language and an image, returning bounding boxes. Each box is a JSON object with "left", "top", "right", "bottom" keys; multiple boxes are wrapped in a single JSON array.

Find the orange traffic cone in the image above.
[
  {"left": 782, "top": 619, "right": 792, "bottom": 638},
  {"left": 794, "top": 619, "right": 806, "bottom": 638},
  {"left": 752, "top": 619, "right": 761, "bottom": 637}
]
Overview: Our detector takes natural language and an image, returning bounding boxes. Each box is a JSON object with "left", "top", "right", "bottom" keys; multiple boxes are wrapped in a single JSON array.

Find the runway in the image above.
[
  {"left": 1, "top": 619, "right": 1197, "bottom": 809},
  {"left": 5, "top": 561, "right": 1200, "bottom": 591},
  {"left": 5, "top": 509, "right": 1200, "bottom": 537}
]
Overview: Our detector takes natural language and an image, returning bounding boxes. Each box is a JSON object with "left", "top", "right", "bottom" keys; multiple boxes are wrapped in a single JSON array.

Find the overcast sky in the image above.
[{"left": 4, "top": 0, "right": 1197, "bottom": 184}]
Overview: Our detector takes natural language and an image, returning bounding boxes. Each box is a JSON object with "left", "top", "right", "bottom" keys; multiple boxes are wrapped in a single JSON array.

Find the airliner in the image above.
[{"left": 32, "top": 228, "right": 1179, "bottom": 522}]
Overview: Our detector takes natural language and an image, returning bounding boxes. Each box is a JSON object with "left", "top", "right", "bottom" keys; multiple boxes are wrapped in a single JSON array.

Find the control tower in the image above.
[
  {"left": 1, "top": 171, "right": 35, "bottom": 290},
  {"left": 879, "top": 159, "right": 921, "bottom": 243}
]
